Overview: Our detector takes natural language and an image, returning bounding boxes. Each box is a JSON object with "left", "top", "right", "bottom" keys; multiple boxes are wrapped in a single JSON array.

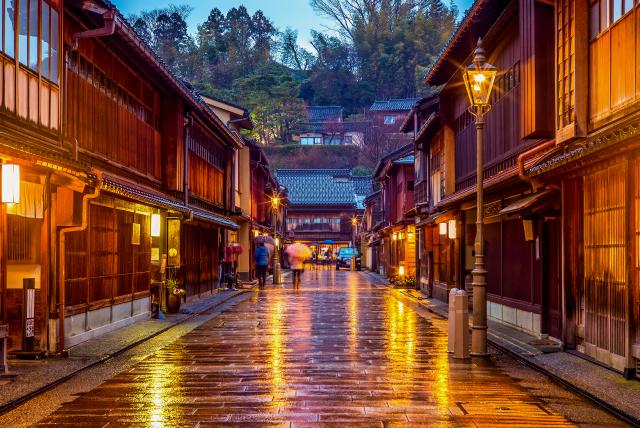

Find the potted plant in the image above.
[{"left": 165, "top": 270, "right": 185, "bottom": 313}]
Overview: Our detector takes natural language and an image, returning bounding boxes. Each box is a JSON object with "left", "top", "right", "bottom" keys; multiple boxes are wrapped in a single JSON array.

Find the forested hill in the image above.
[{"left": 128, "top": 1, "right": 458, "bottom": 146}]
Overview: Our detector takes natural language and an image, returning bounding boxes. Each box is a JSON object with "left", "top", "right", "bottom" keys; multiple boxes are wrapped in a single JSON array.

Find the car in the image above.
[{"left": 336, "top": 247, "right": 361, "bottom": 270}]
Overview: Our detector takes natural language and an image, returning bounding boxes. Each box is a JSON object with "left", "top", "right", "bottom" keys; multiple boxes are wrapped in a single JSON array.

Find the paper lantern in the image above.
[
  {"left": 2, "top": 164, "right": 20, "bottom": 204},
  {"left": 151, "top": 214, "right": 161, "bottom": 237}
]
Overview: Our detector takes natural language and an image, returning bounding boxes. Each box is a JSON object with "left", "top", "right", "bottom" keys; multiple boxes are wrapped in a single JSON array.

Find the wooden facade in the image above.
[
  {"left": 414, "top": 0, "right": 640, "bottom": 376},
  {"left": 413, "top": 0, "right": 559, "bottom": 338},
  {"left": 0, "top": 0, "right": 240, "bottom": 354},
  {"left": 373, "top": 145, "right": 416, "bottom": 279}
]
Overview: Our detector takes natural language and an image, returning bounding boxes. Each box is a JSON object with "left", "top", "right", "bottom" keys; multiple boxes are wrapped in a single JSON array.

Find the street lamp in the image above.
[
  {"left": 271, "top": 196, "right": 282, "bottom": 285},
  {"left": 351, "top": 217, "right": 358, "bottom": 272},
  {"left": 462, "top": 38, "right": 496, "bottom": 357}
]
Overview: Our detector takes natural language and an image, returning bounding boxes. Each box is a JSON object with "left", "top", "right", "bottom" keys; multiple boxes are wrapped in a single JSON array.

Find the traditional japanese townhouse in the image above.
[
  {"left": 368, "top": 98, "right": 420, "bottom": 146},
  {"left": 400, "top": 95, "right": 440, "bottom": 293},
  {"left": 526, "top": 0, "right": 640, "bottom": 377},
  {"left": 248, "top": 139, "right": 284, "bottom": 277},
  {"left": 0, "top": 0, "right": 242, "bottom": 354},
  {"left": 421, "top": 0, "right": 559, "bottom": 340},
  {"left": 362, "top": 191, "right": 383, "bottom": 273},
  {"left": 275, "top": 169, "right": 370, "bottom": 250},
  {"left": 203, "top": 96, "right": 257, "bottom": 283},
  {"left": 373, "top": 144, "right": 416, "bottom": 279}
]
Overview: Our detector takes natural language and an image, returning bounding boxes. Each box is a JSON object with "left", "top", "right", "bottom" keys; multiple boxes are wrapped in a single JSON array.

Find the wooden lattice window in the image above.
[
  {"left": 557, "top": 0, "right": 575, "bottom": 129},
  {"left": 583, "top": 164, "right": 627, "bottom": 360}
]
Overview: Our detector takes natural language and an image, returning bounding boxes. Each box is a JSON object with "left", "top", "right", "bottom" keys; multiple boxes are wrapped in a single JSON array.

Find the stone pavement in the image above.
[
  {"left": 0, "top": 289, "right": 249, "bottom": 413},
  {"left": 389, "top": 283, "right": 640, "bottom": 425},
  {"left": 35, "top": 270, "right": 625, "bottom": 427}
]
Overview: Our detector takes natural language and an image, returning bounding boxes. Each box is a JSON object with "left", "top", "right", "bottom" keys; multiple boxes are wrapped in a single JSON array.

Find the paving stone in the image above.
[{"left": 33, "top": 271, "right": 626, "bottom": 427}]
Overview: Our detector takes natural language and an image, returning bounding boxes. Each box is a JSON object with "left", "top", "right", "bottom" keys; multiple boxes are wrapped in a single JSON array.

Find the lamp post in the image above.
[
  {"left": 351, "top": 217, "right": 358, "bottom": 272},
  {"left": 271, "top": 196, "right": 282, "bottom": 285},
  {"left": 462, "top": 38, "right": 496, "bottom": 357}
]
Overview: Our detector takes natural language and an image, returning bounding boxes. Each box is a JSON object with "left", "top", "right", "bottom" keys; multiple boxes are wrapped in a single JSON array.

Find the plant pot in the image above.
[{"left": 167, "top": 294, "right": 182, "bottom": 314}]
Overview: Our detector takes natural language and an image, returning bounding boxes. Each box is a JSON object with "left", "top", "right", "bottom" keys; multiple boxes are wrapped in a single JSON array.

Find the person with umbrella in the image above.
[
  {"left": 286, "top": 243, "right": 311, "bottom": 288},
  {"left": 254, "top": 242, "right": 270, "bottom": 289}
]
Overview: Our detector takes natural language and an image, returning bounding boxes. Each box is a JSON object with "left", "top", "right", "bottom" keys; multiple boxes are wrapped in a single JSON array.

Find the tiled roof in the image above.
[
  {"left": 307, "top": 106, "right": 343, "bottom": 122},
  {"left": 393, "top": 154, "right": 414, "bottom": 164},
  {"left": 353, "top": 175, "right": 373, "bottom": 196},
  {"left": 369, "top": 99, "right": 420, "bottom": 112},
  {"left": 275, "top": 169, "right": 371, "bottom": 209}
]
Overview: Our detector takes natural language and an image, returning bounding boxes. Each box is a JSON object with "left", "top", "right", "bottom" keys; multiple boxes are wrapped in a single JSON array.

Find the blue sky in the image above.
[{"left": 117, "top": 0, "right": 475, "bottom": 50}]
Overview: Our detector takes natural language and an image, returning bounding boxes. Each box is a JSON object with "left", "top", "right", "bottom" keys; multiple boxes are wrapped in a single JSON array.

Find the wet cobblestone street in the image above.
[{"left": 34, "top": 270, "right": 627, "bottom": 427}]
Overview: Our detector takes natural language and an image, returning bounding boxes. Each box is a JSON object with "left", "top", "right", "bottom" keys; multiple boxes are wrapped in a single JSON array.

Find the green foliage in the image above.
[
  {"left": 263, "top": 145, "right": 361, "bottom": 169},
  {"left": 129, "top": 1, "right": 457, "bottom": 149},
  {"left": 234, "top": 63, "right": 307, "bottom": 144},
  {"left": 351, "top": 166, "right": 372, "bottom": 176}
]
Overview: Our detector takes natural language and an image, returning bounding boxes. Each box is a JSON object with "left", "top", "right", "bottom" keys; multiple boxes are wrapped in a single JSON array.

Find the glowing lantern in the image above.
[
  {"left": 2, "top": 164, "right": 20, "bottom": 204},
  {"left": 439, "top": 222, "right": 447, "bottom": 236},
  {"left": 151, "top": 214, "right": 161, "bottom": 237},
  {"left": 398, "top": 265, "right": 406, "bottom": 276},
  {"left": 393, "top": 232, "right": 398, "bottom": 241},
  {"left": 448, "top": 219, "right": 457, "bottom": 240}
]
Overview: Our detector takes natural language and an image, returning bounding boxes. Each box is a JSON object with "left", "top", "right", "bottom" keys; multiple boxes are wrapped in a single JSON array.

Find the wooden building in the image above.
[
  {"left": 0, "top": 0, "right": 241, "bottom": 354},
  {"left": 203, "top": 97, "right": 282, "bottom": 283},
  {"left": 525, "top": 0, "right": 640, "bottom": 376},
  {"left": 275, "top": 169, "right": 370, "bottom": 250},
  {"left": 362, "top": 191, "right": 383, "bottom": 273},
  {"left": 372, "top": 144, "right": 416, "bottom": 279},
  {"left": 417, "top": 0, "right": 559, "bottom": 340}
]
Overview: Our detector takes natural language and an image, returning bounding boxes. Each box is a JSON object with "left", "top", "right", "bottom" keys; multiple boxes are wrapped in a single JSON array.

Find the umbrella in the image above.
[
  {"left": 264, "top": 242, "right": 275, "bottom": 256},
  {"left": 255, "top": 235, "right": 275, "bottom": 245},
  {"left": 285, "top": 243, "right": 312, "bottom": 260},
  {"left": 323, "top": 239, "right": 335, "bottom": 245},
  {"left": 228, "top": 242, "right": 243, "bottom": 254}
]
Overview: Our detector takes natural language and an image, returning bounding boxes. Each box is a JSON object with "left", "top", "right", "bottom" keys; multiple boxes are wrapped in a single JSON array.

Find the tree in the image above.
[
  {"left": 234, "top": 63, "right": 307, "bottom": 145},
  {"left": 310, "top": 0, "right": 457, "bottom": 98},
  {"left": 277, "top": 28, "right": 315, "bottom": 71}
]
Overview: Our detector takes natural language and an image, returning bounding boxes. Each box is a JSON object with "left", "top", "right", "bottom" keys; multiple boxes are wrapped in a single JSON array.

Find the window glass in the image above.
[
  {"left": 612, "top": 0, "right": 622, "bottom": 21},
  {"left": 41, "top": 1, "right": 49, "bottom": 79},
  {"left": 383, "top": 115, "right": 396, "bottom": 125},
  {"left": 28, "top": 0, "right": 37, "bottom": 70},
  {"left": 5, "top": 0, "right": 15, "bottom": 57},
  {"left": 600, "top": 0, "right": 609, "bottom": 31},
  {"left": 18, "top": 0, "right": 27, "bottom": 64},
  {"left": 624, "top": 0, "right": 633, "bottom": 13},
  {"left": 589, "top": 2, "right": 599, "bottom": 40},
  {"left": 50, "top": 7, "right": 58, "bottom": 82}
]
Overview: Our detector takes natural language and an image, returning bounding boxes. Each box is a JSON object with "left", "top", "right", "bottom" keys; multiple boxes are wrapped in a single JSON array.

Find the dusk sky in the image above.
[{"left": 118, "top": 0, "right": 475, "bottom": 50}]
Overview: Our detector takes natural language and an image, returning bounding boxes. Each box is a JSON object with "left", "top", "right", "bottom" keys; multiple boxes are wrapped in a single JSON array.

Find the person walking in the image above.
[
  {"left": 289, "top": 254, "right": 304, "bottom": 288},
  {"left": 254, "top": 242, "right": 270, "bottom": 289},
  {"left": 285, "top": 243, "right": 311, "bottom": 289}
]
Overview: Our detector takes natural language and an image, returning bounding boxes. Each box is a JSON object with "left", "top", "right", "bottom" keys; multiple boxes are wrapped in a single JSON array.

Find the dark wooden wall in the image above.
[{"left": 64, "top": 17, "right": 162, "bottom": 180}]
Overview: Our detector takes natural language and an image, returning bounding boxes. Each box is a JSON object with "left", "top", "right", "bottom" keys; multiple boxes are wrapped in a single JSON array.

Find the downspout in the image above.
[
  {"left": 71, "top": 9, "right": 116, "bottom": 51},
  {"left": 58, "top": 170, "right": 103, "bottom": 353},
  {"left": 183, "top": 114, "right": 193, "bottom": 207},
  {"left": 517, "top": 140, "right": 556, "bottom": 191}
]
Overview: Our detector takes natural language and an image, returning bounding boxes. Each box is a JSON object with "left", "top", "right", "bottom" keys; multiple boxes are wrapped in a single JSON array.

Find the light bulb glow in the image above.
[
  {"left": 439, "top": 222, "right": 447, "bottom": 236},
  {"left": 151, "top": 214, "right": 161, "bottom": 237},
  {"left": 2, "top": 164, "right": 20, "bottom": 204},
  {"left": 474, "top": 73, "right": 486, "bottom": 83}
]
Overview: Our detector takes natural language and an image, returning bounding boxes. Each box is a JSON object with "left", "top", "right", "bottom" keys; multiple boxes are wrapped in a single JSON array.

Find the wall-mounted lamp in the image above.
[
  {"left": 523, "top": 219, "right": 534, "bottom": 241},
  {"left": 439, "top": 222, "right": 447, "bottom": 236},
  {"left": 275, "top": 237, "right": 280, "bottom": 247},
  {"left": 407, "top": 231, "right": 414, "bottom": 241},
  {"left": 254, "top": 230, "right": 260, "bottom": 237},
  {"left": 398, "top": 265, "right": 406, "bottom": 276},
  {"left": 448, "top": 219, "right": 457, "bottom": 240},
  {"left": 151, "top": 214, "right": 161, "bottom": 237},
  {"left": 2, "top": 164, "right": 20, "bottom": 204},
  {"left": 392, "top": 232, "right": 398, "bottom": 241}
]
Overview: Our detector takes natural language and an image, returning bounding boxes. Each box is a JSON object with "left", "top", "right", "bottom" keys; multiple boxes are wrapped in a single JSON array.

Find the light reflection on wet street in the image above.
[{"left": 36, "top": 270, "right": 622, "bottom": 427}]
